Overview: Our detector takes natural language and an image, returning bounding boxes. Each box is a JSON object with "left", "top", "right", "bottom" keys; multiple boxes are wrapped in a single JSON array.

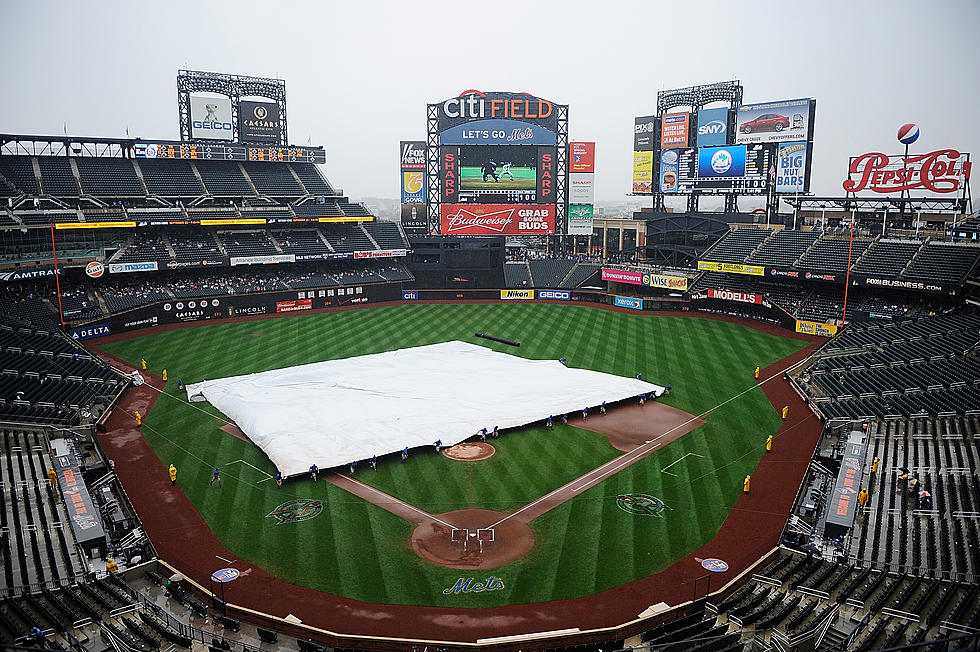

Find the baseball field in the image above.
[{"left": 97, "top": 303, "right": 808, "bottom": 608}]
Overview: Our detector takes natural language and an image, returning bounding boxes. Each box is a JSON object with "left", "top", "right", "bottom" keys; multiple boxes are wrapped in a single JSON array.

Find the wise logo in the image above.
[{"left": 265, "top": 499, "right": 323, "bottom": 525}]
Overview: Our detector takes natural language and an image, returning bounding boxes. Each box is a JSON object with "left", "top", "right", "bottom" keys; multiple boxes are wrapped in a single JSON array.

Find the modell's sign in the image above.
[
  {"left": 843, "top": 149, "right": 971, "bottom": 194},
  {"left": 707, "top": 289, "right": 762, "bottom": 304},
  {"left": 440, "top": 204, "right": 554, "bottom": 235}
]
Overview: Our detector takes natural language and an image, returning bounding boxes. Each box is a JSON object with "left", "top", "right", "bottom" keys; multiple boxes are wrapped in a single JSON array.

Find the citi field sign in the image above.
[{"left": 436, "top": 90, "right": 560, "bottom": 132}]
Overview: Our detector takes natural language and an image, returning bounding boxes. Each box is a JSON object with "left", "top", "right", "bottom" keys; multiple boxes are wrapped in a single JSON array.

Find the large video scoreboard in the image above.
[
  {"left": 432, "top": 91, "right": 565, "bottom": 235},
  {"left": 670, "top": 144, "right": 773, "bottom": 194}
]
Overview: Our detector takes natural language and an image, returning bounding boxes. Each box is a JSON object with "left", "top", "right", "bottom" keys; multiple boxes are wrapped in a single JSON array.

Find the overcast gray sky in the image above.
[{"left": 2, "top": 0, "right": 978, "bottom": 204}]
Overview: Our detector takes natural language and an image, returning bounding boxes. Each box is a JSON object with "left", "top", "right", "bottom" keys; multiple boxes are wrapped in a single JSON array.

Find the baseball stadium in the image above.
[{"left": 2, "top": 9, "right": 980, "bottom": 651}]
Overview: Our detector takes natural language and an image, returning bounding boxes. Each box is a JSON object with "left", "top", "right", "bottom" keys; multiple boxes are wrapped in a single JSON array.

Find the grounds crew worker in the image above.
[
  {"left": 766, "top": 434, "right": 773, "bottom": 453},
  {"left": 858, "top": 488, "right": 870, "bottom": 508},
  {"left": 162, "top": 369, "right": 168, "bottom": 382},
  {"left": 48, "top": 466, "right": 58, "bottom": 488},
  {"left": 754, "top": 366, "right": 760, "bottom": 379},
  {"left": 781, "top": 405, "right": 789, "bottom": 420},
  {"left": 169, "top": 464, "right": 177, "bottom": 486},
  {"left": 105, "top": 558, "right": 119, "bottom": 574},
  {"left": 135, "top": 411, "right": 142, "bottom": 427},
  {"left": 743, "top": 475, "right": 751, "bottom": 494}
]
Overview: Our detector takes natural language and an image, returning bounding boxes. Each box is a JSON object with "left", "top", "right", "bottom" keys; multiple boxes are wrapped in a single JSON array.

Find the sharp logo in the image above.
[{"left": 698, "top": 120, "right": 726, "bottom": 136}]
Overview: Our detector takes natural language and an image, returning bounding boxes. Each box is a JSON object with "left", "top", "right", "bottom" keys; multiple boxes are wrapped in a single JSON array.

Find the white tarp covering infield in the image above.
[{"left": 186, "top": 341, "right": 664, "bottom": 477}]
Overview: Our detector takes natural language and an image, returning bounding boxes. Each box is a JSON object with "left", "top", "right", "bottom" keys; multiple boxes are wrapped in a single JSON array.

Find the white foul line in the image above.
[
  {"left": 660, "top": 452, "right": 706, "bottom": 476},
  {"left": 330, "top": 473, "right": 456, "bottom": 530},
  {"left": 224, "top": 459, "right": 273, "bottom": 479},
  {"left": 489, "top": 356, "right": 809, "bottom": 530}
]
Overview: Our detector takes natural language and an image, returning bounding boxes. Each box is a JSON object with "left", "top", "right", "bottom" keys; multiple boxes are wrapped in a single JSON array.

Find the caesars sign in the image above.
[
  {"left": 190, "top": 94, "right": 233, "bottom": 141},
  {"left": 843, "top": 149, "right": 971, "bottom": 194},
  {"left": 239, "top": 100, "right": 282, "bottom": 144},
  {"left": 441, "top": 204, "right": 554, "bottom": 236}
]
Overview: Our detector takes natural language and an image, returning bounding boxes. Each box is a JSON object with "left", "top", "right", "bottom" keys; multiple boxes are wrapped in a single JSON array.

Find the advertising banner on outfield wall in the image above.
[
  {"left": 569, "top": 173, "right": 595, "bottom": 204},
  {"left": 276, "top": 299, "right": 312, "bottom": 312},
  {"left": 190, "top": 94, "right": 234, "bottom": 141},
  {"left": 632, "top": 151, "right": 654, "bottom": 194},
  {"left": 707, "top": 288, "right": 763, "bottom": 304},
  {"left": 353, "top": 249, "right": 407, "bottom": 259},
  {"left": 441, "top": 204, "right": 555, "bottom": 235},
  {"left": 602, "top": 268, "right": 689, "bottom": 291},
  {"left": 634, "top": 116, "right": 656, "bottom": 151},
  {"left": 537, "top": 290, "right": 570, "bottom": 300},
  {"left": 776, "top": 141, "right": 808, "bottom": 193},
  {"left": 567, "top": 204, "right": 594, "bottom": 235},
  {"left": 570, "top": 142, "right": 596, "bottom": 173},
  {"left": 602, "top": 268, "right": 642, "bottom": 284},
  {"left": 500, "top": 289, "right": 534, "bottom": 300},
  {"left": 239, "top": 100, "right": 281, "bottom": 145},
  {"left": 661, "top": 112, "right": 690, "bottom": 149},
  {"left": 69, "top": 323, "right": 111, "bottom": 341},
  {"left": 697, "top": 260, "right": 765, "bottom": 276},
  {"left": 796, "top": 320, "right": 838, "bottom": 337},
  {"left": 614, "top": 296, "right": 643, "bottom": 310}
]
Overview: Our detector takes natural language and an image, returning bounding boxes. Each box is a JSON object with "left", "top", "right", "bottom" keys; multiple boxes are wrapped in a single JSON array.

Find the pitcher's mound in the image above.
[
  {"left": 412, "top": 509, "right": 534, "bottom": 569},
  {"left": 442, "top": 442, "right": 495, "bottom": 461}
]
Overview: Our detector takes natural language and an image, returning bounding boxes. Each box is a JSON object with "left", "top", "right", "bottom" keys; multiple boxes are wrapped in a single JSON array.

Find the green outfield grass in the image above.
[
  {"left": 460, "top": 165, "right": 536, "bottom": 190},
  {"left": 99, "top": 304, "right": 807, "bottom": 607}
]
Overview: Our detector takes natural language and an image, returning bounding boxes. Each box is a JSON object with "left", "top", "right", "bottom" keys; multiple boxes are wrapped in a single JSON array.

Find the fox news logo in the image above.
[{"left": 400, "top": 142, "right": 425, "bottom": 169}]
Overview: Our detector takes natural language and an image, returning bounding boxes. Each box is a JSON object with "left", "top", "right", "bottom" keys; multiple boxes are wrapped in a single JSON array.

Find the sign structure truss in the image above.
[{"left": 178, "top": 69, "right": 288, "bottom": 146}]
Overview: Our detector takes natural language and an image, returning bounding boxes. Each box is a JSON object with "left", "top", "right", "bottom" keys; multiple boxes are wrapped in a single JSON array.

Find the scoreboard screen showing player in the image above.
[
  {"left": 455, "top": 145, "right": 539, "bottom": 203},
  {"left": 675, "top": 144, "right": 773, "bottom": 194}
]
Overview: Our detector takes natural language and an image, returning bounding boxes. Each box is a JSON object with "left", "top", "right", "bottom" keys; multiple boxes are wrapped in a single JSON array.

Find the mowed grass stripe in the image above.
[{"left": 100, "top": 304, "right": 808, "bottom": 606}]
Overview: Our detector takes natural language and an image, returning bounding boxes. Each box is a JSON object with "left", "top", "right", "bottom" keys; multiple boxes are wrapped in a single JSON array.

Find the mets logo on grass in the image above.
[
  {"left": 266, "top": 499, "right": 323, "bottom": 525},
  {"left": 617, "top": 493, "right": 668, "bottom": 517}
]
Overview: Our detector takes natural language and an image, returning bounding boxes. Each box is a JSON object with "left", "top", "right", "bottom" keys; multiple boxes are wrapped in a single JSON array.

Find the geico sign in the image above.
[
  {"left": 707, "top": 289, "right": 762, "bottom": 304},
  {"left": 538, "top": 290, "right": 570, "bottom": 300},
  {"left": 443, "top": 91, "right": 552, "bottom": 121},
  {"left": 193, "top": 120, "right": 232, "bottom": 131}
]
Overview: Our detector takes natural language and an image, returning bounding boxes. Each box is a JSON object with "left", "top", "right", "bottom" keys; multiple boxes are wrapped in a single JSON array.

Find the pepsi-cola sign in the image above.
[{"left": 843, "top": 149, "right": 971, "bottom": 194}]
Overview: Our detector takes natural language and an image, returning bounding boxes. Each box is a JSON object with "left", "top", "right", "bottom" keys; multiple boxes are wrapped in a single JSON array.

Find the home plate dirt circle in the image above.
[
  {"left": 412, "top": 509, "right": 534, "bottom": 569},
  {"left": 442, "top": 442, "right": 495, "bottom": 461}
]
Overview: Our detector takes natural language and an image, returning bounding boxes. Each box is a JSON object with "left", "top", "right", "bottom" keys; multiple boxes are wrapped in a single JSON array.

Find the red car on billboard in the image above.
[{"left": 739, "top": 113, "right": 789, "bottom": 134}]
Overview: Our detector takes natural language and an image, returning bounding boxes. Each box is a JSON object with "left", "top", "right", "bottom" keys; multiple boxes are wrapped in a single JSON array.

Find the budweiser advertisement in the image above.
[
  {"left": 843, "top": 149, "right": 971, "bottom": 194},
  {"left": 440, "top": 204, "right": 555, "bottom": 235},
  {"left": 707, "top": 288, "right": 762, "bottom": 304}
]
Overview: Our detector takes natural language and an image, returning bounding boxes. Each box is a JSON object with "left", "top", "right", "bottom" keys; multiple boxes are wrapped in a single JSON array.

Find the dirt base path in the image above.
[{"left": 93, "top": 312, "right": 824, "bottom": 644}]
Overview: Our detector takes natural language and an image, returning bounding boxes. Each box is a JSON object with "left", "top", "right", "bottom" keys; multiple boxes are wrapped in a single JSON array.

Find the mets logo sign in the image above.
[
  {"left": 617, "top": 493, "right": 668, "bottom": 517},
  {"left": 266, "top": 499, "right": 323, "bottom": 525}
]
